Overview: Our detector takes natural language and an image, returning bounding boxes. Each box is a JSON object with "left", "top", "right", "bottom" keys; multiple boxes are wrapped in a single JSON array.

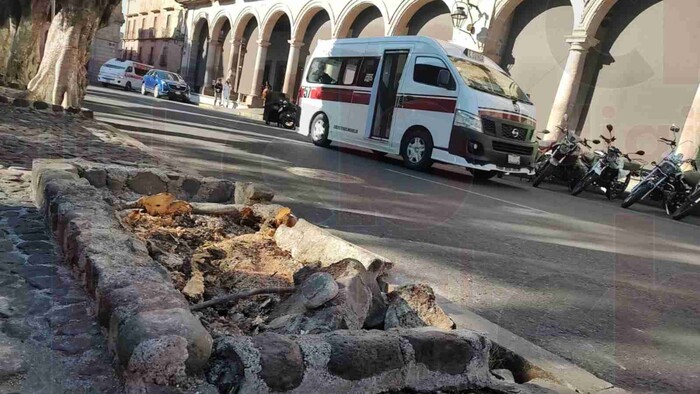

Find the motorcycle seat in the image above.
[
  {"left": 623, "top": 161, "right": 642, "bottom": 172},
  {"left": 682, "top": 171, "right": 700, "bottom": 187}
]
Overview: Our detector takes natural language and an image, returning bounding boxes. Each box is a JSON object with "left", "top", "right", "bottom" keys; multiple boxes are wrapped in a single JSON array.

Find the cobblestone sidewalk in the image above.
[{"left": 0, "top": 102, "right": 174, "bottom": 392}]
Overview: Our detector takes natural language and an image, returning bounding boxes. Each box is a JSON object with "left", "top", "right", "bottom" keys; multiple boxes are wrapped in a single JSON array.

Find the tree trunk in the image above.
[
  {"left": 0, "top": 1, "right": 21, "bottom": 78},
  {"left": 27, "top": 0, "right": 119, "bottom": 107},
  {"left": 4, "top": 0, "right": 50, "bottom": 87}
]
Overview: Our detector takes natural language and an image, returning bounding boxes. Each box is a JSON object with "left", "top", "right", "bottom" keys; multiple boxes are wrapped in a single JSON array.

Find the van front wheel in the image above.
[
  {"left": 401, "top": 129, "right": 433, "bottom": 171},
  {"left": 310, "top": 114, "right": 331, "bottom": 147}
]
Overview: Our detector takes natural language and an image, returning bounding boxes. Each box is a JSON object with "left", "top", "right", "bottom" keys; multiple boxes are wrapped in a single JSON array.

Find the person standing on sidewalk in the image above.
[
  {"left": 214, "top": 79, "right": 223, "bottom": 107},
  {"left": 262, "top": 82, "right": 270, "bottom": 107},
  {"left": 223, "top": 80, "right": 231, "bottom": 109}
]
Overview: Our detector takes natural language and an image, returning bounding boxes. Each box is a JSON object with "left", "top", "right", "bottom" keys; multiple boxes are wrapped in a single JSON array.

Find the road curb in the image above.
[{"left": 440, "top": 300, "right": 621, "bottom": 393}]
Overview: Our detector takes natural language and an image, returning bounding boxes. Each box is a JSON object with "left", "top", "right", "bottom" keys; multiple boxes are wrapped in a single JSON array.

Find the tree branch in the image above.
[{"left": 190, "top": 287, "right": 295, "bottom": 311}]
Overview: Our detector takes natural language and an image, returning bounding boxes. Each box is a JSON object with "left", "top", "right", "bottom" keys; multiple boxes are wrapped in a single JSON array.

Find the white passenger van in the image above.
[
  {"left": 97, "top": 58, "right": 152, "bottom": 91},
  {"left": 297, "top": 36, "right": 537, "bottom": 179}
]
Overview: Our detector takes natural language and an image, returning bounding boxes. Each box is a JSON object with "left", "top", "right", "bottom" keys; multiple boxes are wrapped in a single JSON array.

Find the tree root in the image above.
[{"left": 190, "top": 287, "right": 296, "bottom": 311}]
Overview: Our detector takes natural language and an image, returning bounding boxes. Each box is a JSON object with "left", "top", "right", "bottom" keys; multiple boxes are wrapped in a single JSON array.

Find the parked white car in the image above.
[{"left": 97, "top": 58, "right": 152, "bottom": 91}]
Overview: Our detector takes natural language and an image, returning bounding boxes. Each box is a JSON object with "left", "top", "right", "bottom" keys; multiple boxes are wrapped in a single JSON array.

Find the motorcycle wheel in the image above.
[
  {"left": 571, "top": 172, "right": 594, "bottom": 196},
  {"left": 607, "top": 174, "right": 631, "bottom": 201},
  {"left": 281, "top": 113, "right": 296, "bottom": 129},
  {"left": 672, "top": 191, "right": 699, "bottom": 220},
  {"left": 532, "top": 162, "right": 553, "bottom": 188},
  {"left": 621, "top": 180, "right": 653, "bottom": 209}
]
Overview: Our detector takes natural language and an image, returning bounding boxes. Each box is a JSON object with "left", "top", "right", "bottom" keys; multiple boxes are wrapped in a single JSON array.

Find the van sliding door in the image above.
[{"left": 370, "top": 50, "right": 409, "bottom": 140}]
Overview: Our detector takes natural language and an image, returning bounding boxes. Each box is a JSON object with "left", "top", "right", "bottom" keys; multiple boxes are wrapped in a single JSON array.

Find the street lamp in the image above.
[{"left": 451, "top": 1, "right": 484, "bottom": 35}]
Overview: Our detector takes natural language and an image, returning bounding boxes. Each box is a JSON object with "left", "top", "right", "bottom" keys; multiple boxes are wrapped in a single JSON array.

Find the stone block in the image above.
[
  {"left": 301, "top": 272, "right": 339, "bottom": 309},
  {"left": 12, "top": 98, "right": 29, "bottom": 107},
  {"left": 384, "top": 284, "right": 455, "bottom": 330},
  {"left": 127, "top": 171, "right": 168, "bottom": 195},
  {"left": 82, "top": 167, "right": 107, "bottom": 188},
  {"left": 194, "top": 178, "right": 234, "bottom": 203},
  {"left": 117, "top": 308, "right": 212, "bottom": 372},
  {"left": 33, "top": 101, "right": 49, "bottom": 110},
  {"left": 326, "top": 330, "right": 404, "bottom": 381},
  {"left": 126, "top": 335, "right": 188, "bottom": 386},
  {"left": 80, "top": 108, "right": 94, "bottom": 119},
  {"left": 251, "top": 333, "right": 304, "bottom": 392},
  {"left": 234, "top": 182, "right": 274, "bottom": 205}
]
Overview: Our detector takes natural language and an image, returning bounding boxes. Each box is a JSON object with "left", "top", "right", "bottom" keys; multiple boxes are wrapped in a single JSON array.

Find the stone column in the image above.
[
  {"left": 282, "top": 40, "right": 304, "bottom": 97},
  {"left": 227, "top": 39, "right": 241, "bottom": 87},
  {"left": 678, "top": 84, "right": 700, "bottom": 163},
  {"left": 202, "top": 40, "right": 221, "bottom": 95},
  {"left": 544, "top": 34, "right": 598, "bottom": 141},
  {"left": 246, "top": 40, "right": 271, "bottom": 107}
]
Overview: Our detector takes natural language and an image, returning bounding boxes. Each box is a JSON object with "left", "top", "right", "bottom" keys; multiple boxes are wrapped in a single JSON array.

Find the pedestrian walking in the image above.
[
  {"left": 223, "top": 80, "right": 232, "bottom": 109},
  {"left": 214, "top": 79, "right": 224, "bottom": 106}
]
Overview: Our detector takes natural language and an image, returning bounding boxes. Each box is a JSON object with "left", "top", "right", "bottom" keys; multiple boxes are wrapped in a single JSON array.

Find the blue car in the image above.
[{"left": 141, "top": 69, "right": 191, "bottom": 103}]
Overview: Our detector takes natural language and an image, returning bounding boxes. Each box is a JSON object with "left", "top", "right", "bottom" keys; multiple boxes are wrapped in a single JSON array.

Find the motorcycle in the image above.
[
  {"left": 263, "top": 94, "right": 298, "bottom": 130},
  {"left": 672, "top": 166, "right": 700, "bottom": 220},
  {"left": 571, "top": 124, "right": 645, "bottom": 200},
  {"left": 532, "top": 117, "right": 598, "bottom": 189},
  {"left": 621, "top": 125, "right": 696, "bottom": 213}
]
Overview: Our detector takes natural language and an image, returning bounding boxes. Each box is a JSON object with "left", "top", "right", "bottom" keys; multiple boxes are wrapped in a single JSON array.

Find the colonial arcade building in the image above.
[{"left": 172, "top": 0, "right": 699, "bottom": 160}]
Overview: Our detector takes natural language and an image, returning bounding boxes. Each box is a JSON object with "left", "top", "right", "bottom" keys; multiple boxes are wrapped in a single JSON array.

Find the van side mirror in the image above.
[{"left": 437, "top": 69, "right": 451, "bottom": 88}]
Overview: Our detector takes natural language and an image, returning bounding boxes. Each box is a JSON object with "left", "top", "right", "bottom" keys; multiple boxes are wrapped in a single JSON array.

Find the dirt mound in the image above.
[{"left": 121, "top": 210, "right": 301, "bottom": 337}]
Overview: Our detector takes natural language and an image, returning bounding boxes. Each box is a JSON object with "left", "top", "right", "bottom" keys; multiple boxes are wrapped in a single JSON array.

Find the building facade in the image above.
[
  {"left": 122, "top": 0, "right": 188, "bottom": 73},
  {"left": 174, "top": 0, "right": 699, "bottom": 160},
  {"left": 87, "top": 6, "right": 125, "bottom": 83}
]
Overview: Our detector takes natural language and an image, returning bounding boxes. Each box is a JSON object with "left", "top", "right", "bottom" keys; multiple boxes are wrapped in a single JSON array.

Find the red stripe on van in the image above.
[
  {"left": 399, "top": 95, "right": 457, "bottom": 113},
  {"left": 308, "top": 87, "right": 371, "bottom": 105}
]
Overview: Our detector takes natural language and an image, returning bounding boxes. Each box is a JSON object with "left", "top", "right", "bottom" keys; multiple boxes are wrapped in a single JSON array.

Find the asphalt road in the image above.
[{"left": 85, "top": 86, "right": 700, "bottom": 393}]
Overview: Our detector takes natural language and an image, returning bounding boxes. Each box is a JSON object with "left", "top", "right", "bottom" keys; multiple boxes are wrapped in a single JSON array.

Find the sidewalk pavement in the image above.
[{"left": 0, "top": 95, "right": 172, "bottom": 392}]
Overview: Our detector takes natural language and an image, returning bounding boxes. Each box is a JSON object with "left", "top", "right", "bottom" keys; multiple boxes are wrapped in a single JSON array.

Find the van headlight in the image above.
[{"left": 454, "top": 110, "right": 483, "bottom": 133}]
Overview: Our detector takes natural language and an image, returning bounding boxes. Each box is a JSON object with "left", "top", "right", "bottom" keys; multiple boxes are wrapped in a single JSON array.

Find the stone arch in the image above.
[
  {"left": 231, "top": 8, "right": 260, "bottom": 41},
  {"left": 484, "top": 0, "right": 578, "bottom": 61},
  {"left": 581, "top": 0, "right": 618, "bottom": 37},
  {"left": 292, "top": 1, "right": 335, "bottom": 42},
  {"left": 388, "top": 0, "right": 452, "bottom": 39},
  {"left": 189, "top": 16, "right": 210, "bottom": 91},
  {"left": 260, "top": 4, "right": 294, "bottom": 42},
  {"left": 334, "top": 0, "right": 389, "bottom": 38},
  {"left": 575, "top": 0, "right": 699, "bottom": 159},
  {"left": 210, "top": 10, "right": 233, "bottom": 42}
]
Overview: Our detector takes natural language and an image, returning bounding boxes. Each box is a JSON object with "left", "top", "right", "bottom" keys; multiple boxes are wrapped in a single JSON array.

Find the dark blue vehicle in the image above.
[{"left": 141, "top": 69, "right": 191, "bottom": 103}]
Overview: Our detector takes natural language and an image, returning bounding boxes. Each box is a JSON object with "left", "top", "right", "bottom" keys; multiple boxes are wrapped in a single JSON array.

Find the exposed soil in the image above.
[{"left": 120, "top": 210, "right": 301, "bottom": 337}]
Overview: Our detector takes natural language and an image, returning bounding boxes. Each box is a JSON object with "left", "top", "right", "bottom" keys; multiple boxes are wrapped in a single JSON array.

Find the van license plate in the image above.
[{"left": 508, "top": 155, "right": 521, "bottom": 165}]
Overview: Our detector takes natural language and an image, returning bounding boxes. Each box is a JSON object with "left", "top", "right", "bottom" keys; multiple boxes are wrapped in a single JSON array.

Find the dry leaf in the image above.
[
  {"left": 274, "top": 207, "right": 298, "bottom": 228},
  {"left": 140, "top": 193, "right": 192, "bottom": 216}
]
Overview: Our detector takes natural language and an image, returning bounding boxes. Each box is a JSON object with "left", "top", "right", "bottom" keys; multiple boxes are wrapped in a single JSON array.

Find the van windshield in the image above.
[{"left": 448, "top": 56, "right": 531, "bottom": 104}]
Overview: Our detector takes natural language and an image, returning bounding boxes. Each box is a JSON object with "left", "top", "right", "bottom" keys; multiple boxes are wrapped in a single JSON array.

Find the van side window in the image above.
[
  {"left": 307, "top": 58, "right": 342, "bottom": 85},
  {"left": 357, "top": 57, "right": 380, "bottom": 88},
  {"left": 342, "top": 58, "right": 361, "bottom": 85},
  {"left": 135, "top": 67, "right": 149, "bottom": 77},
  {"left": 413, "top": 57, "right": 456, "bottom": 90}
]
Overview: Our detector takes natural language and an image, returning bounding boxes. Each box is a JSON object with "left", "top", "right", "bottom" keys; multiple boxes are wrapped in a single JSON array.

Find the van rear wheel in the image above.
[
  {"left": 401, "top": 129, "right": 433, "bottom": 171},
  {"left": 125, "top": 82, "right": 132, "bottom": 91},
  {"left": 310, "top": 114, "right": 331, "bottom": 147}
]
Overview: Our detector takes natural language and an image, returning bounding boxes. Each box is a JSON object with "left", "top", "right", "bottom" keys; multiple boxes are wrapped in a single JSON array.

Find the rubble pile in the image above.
[{"left": 33, "top": 159, "right": 554, "bottom": 394}]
